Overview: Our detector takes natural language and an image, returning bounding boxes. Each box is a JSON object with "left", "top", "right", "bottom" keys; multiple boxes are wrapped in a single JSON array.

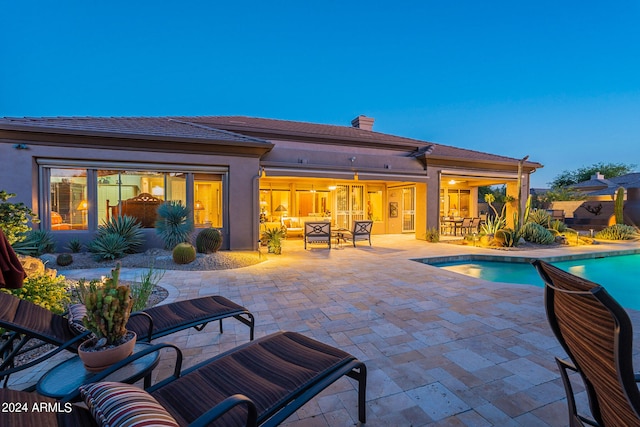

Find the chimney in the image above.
[
  {"left": 592, "top": 172, "right": 605, "bottom": 180},
  {"left": 351, "top": 115, "right": 374, "bottom": 131}
]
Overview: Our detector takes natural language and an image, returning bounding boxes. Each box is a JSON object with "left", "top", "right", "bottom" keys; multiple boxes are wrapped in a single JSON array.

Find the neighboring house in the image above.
[
  {"left": 0, "top": 115, "right": 542, "bottom": 250},
  {"left": 549, "top": 172, "right": 640, "bottom": 230}
]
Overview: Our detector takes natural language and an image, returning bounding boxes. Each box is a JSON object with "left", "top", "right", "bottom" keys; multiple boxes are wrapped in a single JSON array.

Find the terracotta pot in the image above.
[{"left": 78, "top": 332, "right": 137, "bottom": 373}]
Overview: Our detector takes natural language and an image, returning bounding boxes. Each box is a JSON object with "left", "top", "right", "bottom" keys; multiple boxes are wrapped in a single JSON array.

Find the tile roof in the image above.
[
  {"left": 0, "top": 115, "right": 541, "bottom": 167},
  {"left": 183, "top": 116, "right": 536, "bottom": 165},
  {"left": 0, "top": 117, "right": 270, "bottom": 145}
]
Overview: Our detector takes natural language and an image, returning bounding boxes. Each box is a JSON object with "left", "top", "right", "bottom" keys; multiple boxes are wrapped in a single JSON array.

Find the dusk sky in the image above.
[{"left": 2, "top": 1, "right": 639, "bottom": 188}]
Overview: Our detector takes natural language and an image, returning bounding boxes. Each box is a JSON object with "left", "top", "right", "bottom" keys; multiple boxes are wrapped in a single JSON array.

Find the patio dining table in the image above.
[{"left": 442, "top": 218, "right": 464, "bottom": 236}]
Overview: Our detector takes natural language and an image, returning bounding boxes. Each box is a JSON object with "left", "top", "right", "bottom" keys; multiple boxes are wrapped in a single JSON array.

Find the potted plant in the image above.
[
  {"left": 263, "top": 226, "right": 285, "bottom": 254},
  {"left": 76, "top": 263, "right": 136, "bottom": 372}
]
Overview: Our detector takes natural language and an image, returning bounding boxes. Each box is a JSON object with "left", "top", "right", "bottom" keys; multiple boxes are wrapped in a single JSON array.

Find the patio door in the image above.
[
  {"left": 335, "top": 184, "right": 365, "bottom": 229},
  {"left": 402, "top": 187, "right": 415, "bottom": 232}
]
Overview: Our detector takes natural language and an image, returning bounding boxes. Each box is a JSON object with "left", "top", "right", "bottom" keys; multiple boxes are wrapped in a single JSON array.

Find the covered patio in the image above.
[{"left": 10, "top": 235, "right": 640, "bottom": 426}]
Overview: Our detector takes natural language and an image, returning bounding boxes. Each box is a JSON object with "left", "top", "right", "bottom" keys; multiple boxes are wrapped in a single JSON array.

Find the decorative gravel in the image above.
[{"left": 54, "top": 249, "right": 264, "bottom": 271}]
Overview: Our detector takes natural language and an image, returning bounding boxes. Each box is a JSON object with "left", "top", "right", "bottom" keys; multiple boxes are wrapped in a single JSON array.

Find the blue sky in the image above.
[{"left": 2, "top": 1, "right": 639, "bottom": 188}]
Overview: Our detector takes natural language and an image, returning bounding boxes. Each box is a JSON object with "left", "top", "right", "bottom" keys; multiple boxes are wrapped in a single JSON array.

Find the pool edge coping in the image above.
[{"left": 412, "top": 247, "right": 640, "bottom": 265}]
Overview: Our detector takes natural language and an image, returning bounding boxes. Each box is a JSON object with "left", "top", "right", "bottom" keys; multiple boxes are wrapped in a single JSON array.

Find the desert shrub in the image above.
[
  {"left": 66, "top": 238, "right": 83, "bottom": 253},
  {"left": 12, "top": 229, "right": 56, "bottom": 256},
  {"left": 0, "top": 190, "right": 38, "bottom": 245},
  {"left": 98, "top": 215, "right": 144, "bottom": 253},
  {"left": 520, "top": 222, "right": 555, "bottom": 245},
  {"left": 130, "top": 264, "right": 165, "bottom": 312},
  {"left": 495, "top": 228, "right": 517, "bottom": 247},
  {"left": 424, "top": 227, "right": 439, "bottom": 243},
  {"left": 595, "top": 224, "right": 640, "bottom": 240},
  {"left": 156, "top": 201, "right": 193, "bottom": 249},
  {"left": 88, "top": 233, "right": 128, "bottom": 261},
  {"left": 527, "top": 209, "right": 552, "bottom": 227},
  {"left": 1, "top": 271, "right": 69, "bottom": 314},
  {"left": 548, "top": 219, "right": 567, "bottom": 233}
]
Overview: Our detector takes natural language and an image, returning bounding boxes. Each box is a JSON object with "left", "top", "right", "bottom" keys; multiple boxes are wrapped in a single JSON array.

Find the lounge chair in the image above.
[
  {"left": 0, "top": 331, "right": 367, "bottom": 426},
  {"left": 533, "top": 259, "right": 640, "bottom": 426},
  {"left": 0, "top": 291, "right": 254, "bottom": 386},
  {"left": 342, "top": 220, "right": 373, "bottom": 247},
  {"left": 303, "top": 222, "right": 331, "bottom": 249}
]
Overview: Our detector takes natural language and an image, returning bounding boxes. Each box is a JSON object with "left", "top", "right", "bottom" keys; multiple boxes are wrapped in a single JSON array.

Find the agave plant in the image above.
[
  {"left": 88, "top": 233, "right": 128, "bottom": 261},
  {"left": 480, "top": 215, "right": 506, "bottom": 235},
  {"left": 98, "top": 215, "right": 144, "bottom": 253},
  {"left": 155, "top": 201, "right": 194, "bottom": 249},
  {"left": 12, "top": 229, "right": 56, "bottom": 256}
]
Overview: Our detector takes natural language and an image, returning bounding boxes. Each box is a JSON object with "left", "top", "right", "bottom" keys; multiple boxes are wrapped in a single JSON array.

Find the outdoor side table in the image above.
[{"left": 36, "top": 343, "right": 160, "bottom": 400}]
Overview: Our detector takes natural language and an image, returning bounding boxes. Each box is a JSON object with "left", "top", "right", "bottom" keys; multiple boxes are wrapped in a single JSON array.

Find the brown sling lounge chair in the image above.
[
  {"left": 533, "top": 259, "right": 640, "bottom": 427},
  {"left": 0, "top": 331, "right": 367, "bottom": 426},
  {"left": 1, "top": 291, "right": 254, "bottom": 386}
]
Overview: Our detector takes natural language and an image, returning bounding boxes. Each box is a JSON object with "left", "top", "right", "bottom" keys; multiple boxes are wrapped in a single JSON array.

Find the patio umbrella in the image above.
[{"left": 0, "top": 228, "right": 25, "bottom": 289}]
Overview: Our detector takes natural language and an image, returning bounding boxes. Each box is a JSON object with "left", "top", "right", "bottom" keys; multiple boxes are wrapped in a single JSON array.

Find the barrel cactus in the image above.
[
  {"left": 56, "top": 253, "right": 73, "bottom": 266},
  {"left": 172, "top": 242, "right": 197, "bottom": 264},
  {"left": 195, "top": 228, "right": 223, "bottom": 253}
]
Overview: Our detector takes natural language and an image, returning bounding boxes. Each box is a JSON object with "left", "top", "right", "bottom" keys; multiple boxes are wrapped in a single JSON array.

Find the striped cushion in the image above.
[
  {"left": 80, "top": 382, "right": 178, "bottom": 427},
  {"left": 67, "top": 303, "right": 90, "bottom": 335}
]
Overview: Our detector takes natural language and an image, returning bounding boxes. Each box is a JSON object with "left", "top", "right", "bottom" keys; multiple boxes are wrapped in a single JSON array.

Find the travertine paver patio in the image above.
[{"left": 10, "top": 235, "right": 640, "bottom": 426}]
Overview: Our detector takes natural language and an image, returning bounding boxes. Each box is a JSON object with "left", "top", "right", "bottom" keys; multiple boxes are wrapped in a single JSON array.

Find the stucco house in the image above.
[
  {"left": 549, "top": 172, "right": 640, "bottom": 230},
  {"left": 0, "top": 115, "right": 542, "bottom": 250}
]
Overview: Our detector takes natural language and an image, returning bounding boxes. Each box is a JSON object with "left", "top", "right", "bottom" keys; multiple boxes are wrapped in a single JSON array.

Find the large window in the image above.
[{"left": 41, "top": 161, "right": 226, "bottom": 231}]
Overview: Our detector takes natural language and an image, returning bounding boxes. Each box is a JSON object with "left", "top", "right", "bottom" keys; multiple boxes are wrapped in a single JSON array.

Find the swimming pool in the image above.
[{"left": 432, "top": 254, "right": 640, "bottom": 310}]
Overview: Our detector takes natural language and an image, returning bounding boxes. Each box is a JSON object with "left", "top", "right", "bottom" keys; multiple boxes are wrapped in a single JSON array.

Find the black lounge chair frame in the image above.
[
  {"left": 1, "top": 331, "right": 367, "bottom": 426},
  {"left": 1, "top": 292, "right": 254, "bottom": 386},
  {"left": 533, "top": 259, "right": 640, "bottom": 427}
]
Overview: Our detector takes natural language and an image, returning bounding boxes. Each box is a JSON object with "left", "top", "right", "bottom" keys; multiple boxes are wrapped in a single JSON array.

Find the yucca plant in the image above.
[
  {"left": 155, "top": 201, "right": 194, "bottom": 249},
  {"left": 98, "top": 215, "right": 144, "bottom": 253}
]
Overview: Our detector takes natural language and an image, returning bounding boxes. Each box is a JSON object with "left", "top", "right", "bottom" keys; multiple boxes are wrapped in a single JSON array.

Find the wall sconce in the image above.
[{"left": 77, "top": 200, "right": 88, "bottom": 211}]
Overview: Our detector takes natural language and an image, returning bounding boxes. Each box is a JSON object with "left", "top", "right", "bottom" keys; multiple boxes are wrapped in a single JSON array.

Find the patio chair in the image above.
[
  {"left": 1, "top": 291, "right": 254, "bottom": 386},
  {"left": 303, "top": 221, "right": 331, "bottom": 249},
  {"left": 469, "top": 217, "right": 481, "bottom": 234},
  {"left": 458, "top": 217, "right": 472, "bottom": 235},
  {"left": 533, "top": 259, "right": 640, "bottom": 426},
  {"left": 0, "top": 331, "right": 367, "bottom": 426},
  {"left": 342, "top": 220, "right": 373, "bottom": 247}
]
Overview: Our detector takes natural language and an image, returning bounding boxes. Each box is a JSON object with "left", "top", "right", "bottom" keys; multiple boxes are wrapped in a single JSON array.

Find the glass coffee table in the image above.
[{"left": 37, "top": 343, "right": 160, "bottom": 399}]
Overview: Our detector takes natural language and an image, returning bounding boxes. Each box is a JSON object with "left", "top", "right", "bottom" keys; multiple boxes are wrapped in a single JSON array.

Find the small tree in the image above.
[{"left": 0, "top": 190, "right": 38, "bottom": 245}]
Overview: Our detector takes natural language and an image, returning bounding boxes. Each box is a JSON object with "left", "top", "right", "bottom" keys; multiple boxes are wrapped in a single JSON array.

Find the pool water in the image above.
[{"left": 435, "top": 254, "right": 640, "bottom": 309}]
